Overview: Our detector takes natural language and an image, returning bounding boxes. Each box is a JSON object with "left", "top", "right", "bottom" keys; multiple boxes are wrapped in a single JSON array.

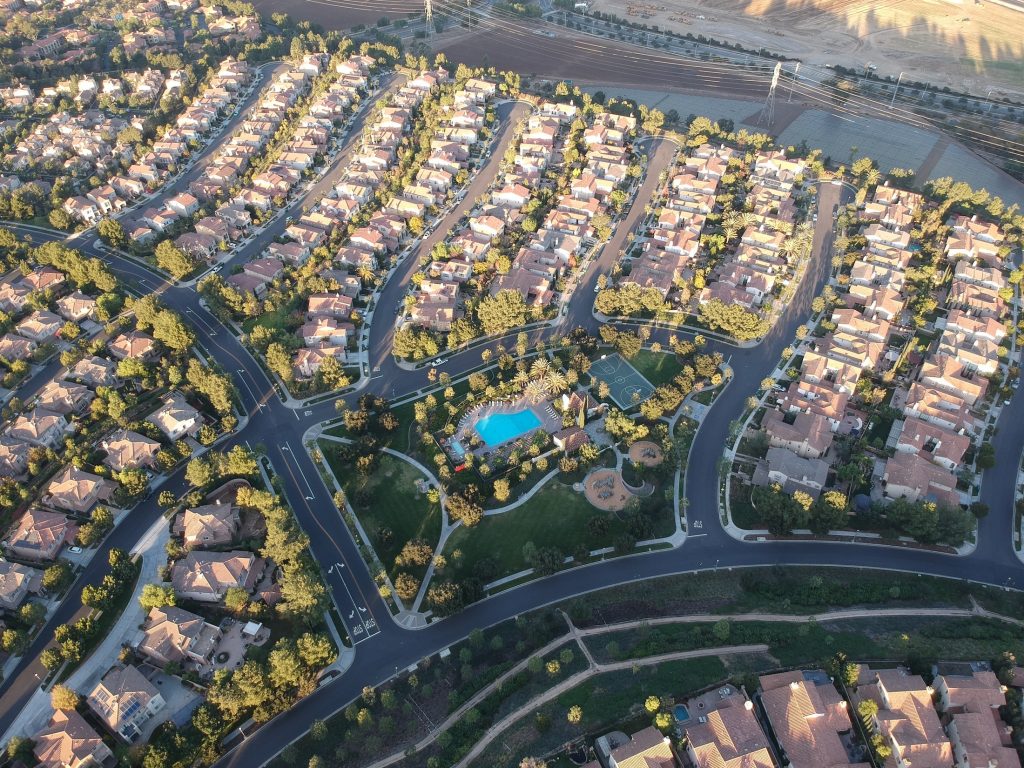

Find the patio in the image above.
[{"left": 211, "top": 619, "right": 271, "bottom": 671}]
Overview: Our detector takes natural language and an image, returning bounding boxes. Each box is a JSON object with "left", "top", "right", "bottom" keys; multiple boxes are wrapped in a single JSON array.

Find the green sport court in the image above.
[{"left": 589, "top": 353, "right": 656, "bottom": 409}]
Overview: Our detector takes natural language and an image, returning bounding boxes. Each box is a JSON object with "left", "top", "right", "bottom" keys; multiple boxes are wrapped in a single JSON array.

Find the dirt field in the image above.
[
  {"left": 591, "top": 0, "right": 1024, "bottom": 96},
  {"left": 250, "top": 0, "right": 423, "bottom": 29}
]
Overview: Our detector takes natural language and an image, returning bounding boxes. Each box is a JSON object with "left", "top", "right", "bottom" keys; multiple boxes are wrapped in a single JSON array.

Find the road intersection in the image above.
[{"left": 0, "top": 95, "right": 1021, "bottom": 767}]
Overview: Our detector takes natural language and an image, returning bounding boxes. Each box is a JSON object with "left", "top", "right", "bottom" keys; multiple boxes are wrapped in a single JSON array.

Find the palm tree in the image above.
[
  {"left": 523, "top": 378, "right": 551, "bottom": 404},
  {"left": 530, "top": 357, "right": 551, "bottom": 380},
  {"left": 512, "top": 370, "right": 530, "bottom": 390},
  {"left": 545, "top": 370, "right": 568, "bottom": 395}
]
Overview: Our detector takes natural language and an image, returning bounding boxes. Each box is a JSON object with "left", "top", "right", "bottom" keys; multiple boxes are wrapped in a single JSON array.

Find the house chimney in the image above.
[
  {"left": 790, "top": 681, "right": 799, "bottom": 690},
  {"left": 744, "top": 700, "right": 754, "bottom": 711}
]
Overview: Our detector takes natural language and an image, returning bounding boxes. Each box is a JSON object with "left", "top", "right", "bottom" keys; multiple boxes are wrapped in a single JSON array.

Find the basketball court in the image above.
[{"left": 589, "top": 353, "right": 656, "bottom": 409}]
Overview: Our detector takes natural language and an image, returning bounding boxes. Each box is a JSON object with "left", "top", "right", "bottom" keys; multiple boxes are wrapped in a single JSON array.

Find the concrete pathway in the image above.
[
  {"left": 451, "top": 644, "right": 770, "bottom": 768},
  {"left": 360, "top": 601, "right": 1024, "bottom": 768}
]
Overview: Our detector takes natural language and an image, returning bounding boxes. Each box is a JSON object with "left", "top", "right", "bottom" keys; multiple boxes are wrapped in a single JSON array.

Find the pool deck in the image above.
[{"left": 453, "top": 397, "right": 563, "bottom": 458}]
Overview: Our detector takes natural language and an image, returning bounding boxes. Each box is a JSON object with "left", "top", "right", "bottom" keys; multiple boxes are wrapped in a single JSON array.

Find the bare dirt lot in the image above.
[
  {"left": 590, "top": 0, "right": 1024, "bottom": 96},
  {"left": 250, "top": 0, "right": 423, "bottom": 29}
]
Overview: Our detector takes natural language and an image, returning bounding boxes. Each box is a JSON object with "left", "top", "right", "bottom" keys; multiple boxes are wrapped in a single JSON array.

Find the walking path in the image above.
[
  {"left": 451, "top": 644, "right": 770, "bottom": 768},
  {"left": 360, "top": 601, "right": 1024, "bottom": 768}
]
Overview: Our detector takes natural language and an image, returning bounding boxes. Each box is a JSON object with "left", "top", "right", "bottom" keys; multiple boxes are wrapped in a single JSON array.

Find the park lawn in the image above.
[
  {"left": 444, "top": 483, "right": 619, "bottom": 582},
  {"left": 327, "top": 451, "right": 441, "bottom": 580},
  {"left": 241, "top": 293, "right": 302, "bottom": 334},
  {"left": 627, "top": 349, "right": 682, "bottom": 387}
]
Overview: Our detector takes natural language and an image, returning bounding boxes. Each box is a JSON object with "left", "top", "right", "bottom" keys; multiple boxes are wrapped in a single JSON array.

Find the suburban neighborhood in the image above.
[{"left": 0, "top": 0, "right": 1022, "bottom": 767}]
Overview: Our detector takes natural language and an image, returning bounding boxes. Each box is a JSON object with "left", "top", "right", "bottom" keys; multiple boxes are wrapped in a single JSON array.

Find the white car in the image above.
[
  {"left": 68, "top": 546, "right": 83, "bottom": 554},
  {"left": 430, "top": 358, "right": 447, "bottom": 368}
]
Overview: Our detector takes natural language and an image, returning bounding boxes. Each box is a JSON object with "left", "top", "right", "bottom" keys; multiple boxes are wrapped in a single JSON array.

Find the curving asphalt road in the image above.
[{"left": 0, "top": 85, "right": 1021, "bottom": 766}]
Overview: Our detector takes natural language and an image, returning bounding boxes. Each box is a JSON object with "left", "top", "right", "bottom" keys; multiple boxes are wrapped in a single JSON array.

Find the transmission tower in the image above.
[
  {"left": 425, "top": 0, "right": 433, "bottom": 43},
  {"left": 758, "top": 62, "right": 781, "bottom": 128}
]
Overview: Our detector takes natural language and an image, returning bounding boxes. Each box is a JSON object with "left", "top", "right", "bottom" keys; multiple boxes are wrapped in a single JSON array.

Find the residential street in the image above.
[{"left": 0, "top": 91, "right": 1021, "bottom": 766}]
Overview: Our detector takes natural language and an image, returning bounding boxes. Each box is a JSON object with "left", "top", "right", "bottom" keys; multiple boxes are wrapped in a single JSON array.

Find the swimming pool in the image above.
[
  {"left": 674, "top": 704, "right": 690, "bottom": 723},
  {"left": 474, "top": 408, "right": 543, "bottom": 447}
]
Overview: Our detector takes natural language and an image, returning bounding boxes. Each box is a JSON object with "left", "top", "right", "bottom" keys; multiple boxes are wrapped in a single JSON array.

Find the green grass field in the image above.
[
  {"left": 324, "top": 450, "right": 441, "bottom": 580},
  {"left": 626, "top": 349, "right": 683, "bottom": 387},
  {"left": 443, "top": 482, "right": 617, "bottom": 582}
]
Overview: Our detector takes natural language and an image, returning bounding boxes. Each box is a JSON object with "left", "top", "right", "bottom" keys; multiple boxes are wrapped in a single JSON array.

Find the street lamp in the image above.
[{"left": 890, "top": 72, "right": 904, "bottom": 108}]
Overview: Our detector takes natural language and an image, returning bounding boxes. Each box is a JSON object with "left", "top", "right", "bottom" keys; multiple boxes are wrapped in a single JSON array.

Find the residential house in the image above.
[
  {"left": 6, "top": 509, "right": 71, "bottom": 562},
  {"left": 0, "top": 435, "right": 30, "bottom": 478},
  {"left": 136, "top": 606, "right": 222, "bottom": 668},
  {"left": 7, "top": 407, "right": 68, "bottom": 449},
  {"left": 0, "top": 333, "right": 36, "bottom": 361},
  {"left": 881, "top": 451, "right": 960, "bottom": 509},
  {"left": 66, "top": 356, "right": 118, "bottom": 389},
  {"left": 146, "top": 393, "right": 201, "bottom": 440},
  {"left": 171, "top": 550, "right": 264, "bottom": 602},
  {"left": 683, "top": 692, "right": 774, "bottom": 768},
  {"left": 759, "top": 446, "right": 829, "bottom": 499},
  {"left": 860, "top": 667, "right": 953, "bottom": 767},
  {"left": 759, "top": 671, "right": 869, "bottom": 768},
  {"left": 177, "top": 502, "right": 240, "bottom": 548},
  {"left": 582, "top": 726, "right": 675, "bottom": 768},
  {"left": 243, "top": 257, "right": 284, "bottom": 283},
  {"left": 15, "top": 310, "right": 64, "bottom": 343},
  {"left": 762, "top": 409, "right": 833, "bottom": 459},
  {"left": 933, "top": 670, "right": 1017, "bottom": 768},
  {"left": 56, "top": 291, "right": 97, "bottom": 322},
  {"left": 43, "top": 466, "right": 115, "bottom": 515},
  {"left": 894, "top": 417, "right": 970, "bottom": 472},
  {"left": 87, "top": 664, "right": 165, "bottom": 743},
  {"left": 108, "top": 330, "right": 157, "bottom": 361},
  {"left": 0, "top": 559, "right": 42, "bottom": 610},
  {"left": 33, "top": 709, "right": 114, "bottom": 768},
  {"left": 35, "top": 380, "right": 94, "bottom": 415},
  {"left": 101, "top": 429, "right": 161, "bottom": 471}
]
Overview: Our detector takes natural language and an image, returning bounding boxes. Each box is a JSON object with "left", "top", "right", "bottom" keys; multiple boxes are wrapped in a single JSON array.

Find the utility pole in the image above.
[
  {"left": 758, "top": 62, "right": 781, "bottom": 128},
  {"left": 890, "top": 71, "right": 904, "bottom": 108},
  {"left": 787, "top": 62, "right": 800, "bottom": 103},
  {"left": 425, "top": 0, "right": 433, "bottom": 44}
]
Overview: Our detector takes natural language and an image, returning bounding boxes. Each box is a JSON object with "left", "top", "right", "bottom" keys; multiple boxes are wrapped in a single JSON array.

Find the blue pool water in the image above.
[
  {"left": 474, "top": 409, "right": 543, "bottom": 447},
  {"left": 674, "top": 704, "right": 690, "bottom": 723}
]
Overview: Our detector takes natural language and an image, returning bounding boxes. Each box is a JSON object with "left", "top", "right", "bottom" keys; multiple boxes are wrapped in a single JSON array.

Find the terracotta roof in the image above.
[
  {"left": 33, "top": 709, "right": 112, "bottom": 768},
  {"left": 760, "top": 671, "right": 868, "bottom": 768},
  {"left": 685, "top": 694, "right": 774, "bottom": 768},
  {"left": 607, "top": 726, "right": 676, "bottom": 768}
]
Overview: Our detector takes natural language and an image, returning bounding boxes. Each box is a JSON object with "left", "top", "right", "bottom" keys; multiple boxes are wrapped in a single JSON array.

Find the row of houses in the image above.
[
  {"left": 591, "top": 665, "right": 1016, "bottom": 768},
  {"left": 700, "top": 149, "right": 808, "bottom": 313},
  {"left": 755, "top": 185, "right": 1007, "bottom": 510},
  {"left": 622, "top": 142, "right": 736, "bottom": 299},
  {"left": 230, "top": 69, "right": 501, "bottom": 381},
  {"left": 6, "top": 109, "right": 136, "bottom": 179},
  {"left": 0, "top": 69, "right": 165, "bottom": 114},
  {"left": 407, "top": 104, "right": 632, "bottom": 336},
  {"left": 489, "top": 109, "right": 635, "bottom": 312},
  {"left": 62, "top": 59, "right": 254, "bottom": 227}
]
